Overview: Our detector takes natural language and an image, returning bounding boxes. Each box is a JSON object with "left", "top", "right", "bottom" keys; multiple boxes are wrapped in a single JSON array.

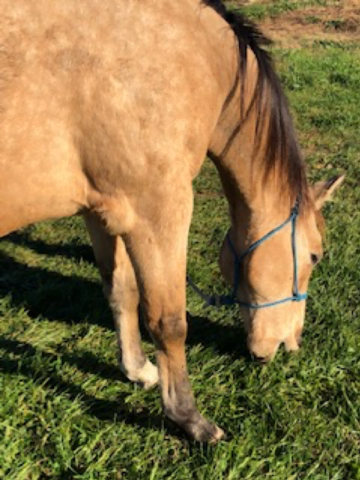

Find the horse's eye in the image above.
[{"left": 311, "top": 254, "right": 319, "bottom": 266}]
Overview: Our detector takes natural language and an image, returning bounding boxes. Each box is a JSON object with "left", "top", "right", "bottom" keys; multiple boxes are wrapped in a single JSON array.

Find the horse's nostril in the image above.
[
  {"left": 248, "top": 339, "right": 279, "bottom": 363},
  {"left": 251, "top": 353, "right": 268, "bottom": 364}
]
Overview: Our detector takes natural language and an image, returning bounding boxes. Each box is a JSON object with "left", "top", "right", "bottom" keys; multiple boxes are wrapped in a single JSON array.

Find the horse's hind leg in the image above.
[
  {"left": 84, "top": 213, "right": 158, "bottom": 389},
  {"left": 125, "top": 193, "right": 224, "bottom": 442}
]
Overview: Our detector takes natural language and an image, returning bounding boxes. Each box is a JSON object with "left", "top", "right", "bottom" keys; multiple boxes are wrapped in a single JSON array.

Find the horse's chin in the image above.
[
  {"left": 247, "top": 337, "right": 280, "bottom": 363},
  {"left": 247, "top": 327, "right": 302, "bottom": 362}
]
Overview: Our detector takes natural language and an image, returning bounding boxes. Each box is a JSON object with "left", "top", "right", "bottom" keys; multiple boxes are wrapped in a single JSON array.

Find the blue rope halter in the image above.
[{"left": 187, "top": 199, "right": 308, "bottom": 309}]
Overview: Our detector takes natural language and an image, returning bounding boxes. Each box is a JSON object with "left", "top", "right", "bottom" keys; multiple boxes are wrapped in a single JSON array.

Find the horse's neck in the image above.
[
  {"left": 205, "top": 3, "right": 309, "bottom": 249},
  {"left": 216, "top": 156, "right": 292, "bottom": 248},
  {"left": 211, "top": 107, "right": 291, "bottom": 214},
  {"left": 210, "top": 92, "right": 294, "bottom": 247}
]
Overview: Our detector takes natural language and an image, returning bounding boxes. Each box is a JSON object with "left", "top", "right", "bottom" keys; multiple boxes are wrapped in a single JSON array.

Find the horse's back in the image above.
[{"left": 0, "top": 0, "right": 232, "bottom": 236}]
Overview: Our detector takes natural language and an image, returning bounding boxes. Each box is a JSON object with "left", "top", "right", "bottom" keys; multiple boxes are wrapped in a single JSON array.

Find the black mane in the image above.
[{"left": 202, "top": 0, "right": 308, "bottom": 205}]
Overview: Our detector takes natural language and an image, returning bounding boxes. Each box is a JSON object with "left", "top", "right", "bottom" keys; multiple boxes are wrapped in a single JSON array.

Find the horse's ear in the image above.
[{"left": 312, "top": 174, "right": 345, "bottom": 210}]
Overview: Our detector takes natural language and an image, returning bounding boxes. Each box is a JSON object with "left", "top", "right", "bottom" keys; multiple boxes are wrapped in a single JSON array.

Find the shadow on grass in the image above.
[
  {"left": 0, "top": 337, "right": 181, "bottom": 437},
  {"left": 0, "top": 233, "right": 249, "bottom": 439},
  {"left": 4, "top": 230, "right": 95, "bottom": 264},
  {"left": 0, "top": 336, "right": 245, "bottom": 443},
  {"left": 0, "top": 247, "right": 249, "bottom": 359},
  {"left": 0, "top": 247, "right": 113, "bottom": 328},
  {"left": 186, "top": 312, "right": 249, "bottom": 359}
]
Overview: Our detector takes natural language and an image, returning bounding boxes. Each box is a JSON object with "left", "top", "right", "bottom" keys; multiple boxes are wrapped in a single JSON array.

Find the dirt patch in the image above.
[{"left": 250, "top": 3, "right": 360, "bottom": 48}]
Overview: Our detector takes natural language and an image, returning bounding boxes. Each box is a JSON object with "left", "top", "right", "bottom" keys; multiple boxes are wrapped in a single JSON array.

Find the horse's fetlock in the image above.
[
  {"left": 121, "top": 359, "right": 159, "bottom": 390},
  {"left": 164, "top": 401, "right": 224, "bottom": 443}
]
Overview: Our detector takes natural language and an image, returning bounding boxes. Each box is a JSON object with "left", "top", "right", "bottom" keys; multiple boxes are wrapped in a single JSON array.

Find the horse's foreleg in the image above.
[
  {"left": 125, "top": 197, "right": 224, "bottom": 443},
  {"left": 84, "top": 213, "right": 158, "bottom": 389}
]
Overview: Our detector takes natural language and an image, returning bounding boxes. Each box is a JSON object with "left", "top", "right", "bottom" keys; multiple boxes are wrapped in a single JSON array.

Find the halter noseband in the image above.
[{"left": 187, "top": 199, "right": 308, "bottom": 309}]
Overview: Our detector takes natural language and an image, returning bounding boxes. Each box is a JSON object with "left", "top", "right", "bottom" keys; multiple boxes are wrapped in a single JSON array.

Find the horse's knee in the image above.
[{"left": 147, "top": 309, "right": 187, "bottom": 346}]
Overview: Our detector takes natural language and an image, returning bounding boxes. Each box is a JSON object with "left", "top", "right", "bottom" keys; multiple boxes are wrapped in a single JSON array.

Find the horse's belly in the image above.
[
  {"left": 0, "top": 160, "right": 86, "bottom": 237},
  {"left": 0, "top": 108, "right": 87, "bottom": 237}
]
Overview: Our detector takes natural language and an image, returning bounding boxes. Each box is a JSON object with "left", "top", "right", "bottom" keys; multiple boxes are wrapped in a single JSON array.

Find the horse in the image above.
[{"left": 0, "top": 0, "right": 343, "bottom": 443}]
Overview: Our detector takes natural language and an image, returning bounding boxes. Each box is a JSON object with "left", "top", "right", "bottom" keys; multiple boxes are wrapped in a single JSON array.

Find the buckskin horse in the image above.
[{"left": 0, "top": 0, "right": 343, "bottom": 442}]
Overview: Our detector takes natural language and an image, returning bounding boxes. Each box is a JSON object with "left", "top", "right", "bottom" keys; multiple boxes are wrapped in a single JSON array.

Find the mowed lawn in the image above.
[{"left": 1, "top": 1, "right": 360, "bottom": 479}]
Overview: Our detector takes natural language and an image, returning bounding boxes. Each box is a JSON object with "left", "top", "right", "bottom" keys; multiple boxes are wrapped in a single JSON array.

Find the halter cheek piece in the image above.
[{"left": 187, "top": 199, "right": 308, "bottom": 309}]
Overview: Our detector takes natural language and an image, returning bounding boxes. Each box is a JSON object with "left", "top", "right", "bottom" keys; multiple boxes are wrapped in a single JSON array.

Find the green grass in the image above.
[{"left": 1, "top": 5, "right": 360, "bottom": 480}]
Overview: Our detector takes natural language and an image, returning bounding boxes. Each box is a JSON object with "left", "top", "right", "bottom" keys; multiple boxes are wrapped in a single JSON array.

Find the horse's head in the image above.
[{"left": 219, "top": 175, "right": 344, "bottom": 362}]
